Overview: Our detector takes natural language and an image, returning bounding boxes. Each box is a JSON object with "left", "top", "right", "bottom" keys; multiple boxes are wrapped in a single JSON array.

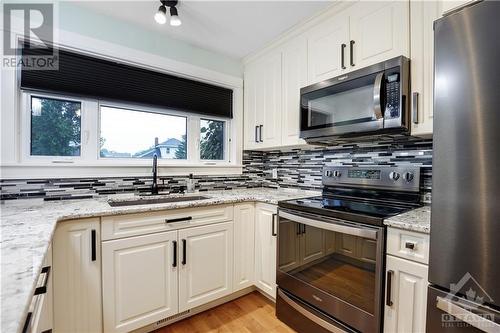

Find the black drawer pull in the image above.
[
  {"left": 341, "top": 43, "right": 346, "bottom": 69},
  {"left": 182, "top": 239, "right": 187, "bottom": 265},
  {"left": 22, "top": 312, "right": 33, "bottom": 333},
  {"left": 34, "top": 266, "right": 51, "bottom": 295},
  {"left": 165, "top": 216, "right": 192, "bottom": 223},
  {"left": 386, "top": 270, "right": 394, "bottom": 306},
  {"left": 172, "top": 241, "right": 177, "bottom": 267},
  {"left": 271, "top": 213, "right": 277, "bottom": 236},
  {"left": 405, "top": 241, "right": 416, "bottom": 250},
  {"left": 91, "top": 229, "right": 96, "bottom": 261}
]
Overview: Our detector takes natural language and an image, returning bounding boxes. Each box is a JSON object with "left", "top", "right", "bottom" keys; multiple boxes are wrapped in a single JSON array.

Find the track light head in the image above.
[
  {"left": 169, "top": 6, "right": 181, "bottom": 26},
  {"left": 154, "top": 5, "right": 167, "bottom": 25}
]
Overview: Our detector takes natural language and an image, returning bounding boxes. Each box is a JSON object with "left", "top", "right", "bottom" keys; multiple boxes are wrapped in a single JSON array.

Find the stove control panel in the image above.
[{"left": 323, "top": 166, "right": 421, "bottom": 192}]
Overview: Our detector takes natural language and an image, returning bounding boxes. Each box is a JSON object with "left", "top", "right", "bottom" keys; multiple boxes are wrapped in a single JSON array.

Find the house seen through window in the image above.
[{"left": 99, "top": 106, "right": 187, "bottom": 159}]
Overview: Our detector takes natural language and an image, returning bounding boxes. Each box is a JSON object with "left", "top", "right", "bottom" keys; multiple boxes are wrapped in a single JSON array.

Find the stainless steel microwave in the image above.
[{"left": 300, "top": 56, "right": 410, "bottom": 143}]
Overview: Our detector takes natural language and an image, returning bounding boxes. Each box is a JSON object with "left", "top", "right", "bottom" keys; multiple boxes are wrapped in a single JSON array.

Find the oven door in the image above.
[{"left": 277, "top": 209, "right": 385, "bottom": 333}]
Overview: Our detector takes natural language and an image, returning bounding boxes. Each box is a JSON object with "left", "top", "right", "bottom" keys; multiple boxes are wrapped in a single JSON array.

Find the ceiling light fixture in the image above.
[
  {"left": 154, "top": 5, "right": 167, "bottom": 25},
  {"left": 155, "top": 0, "right": 181, "bottom": 27}
]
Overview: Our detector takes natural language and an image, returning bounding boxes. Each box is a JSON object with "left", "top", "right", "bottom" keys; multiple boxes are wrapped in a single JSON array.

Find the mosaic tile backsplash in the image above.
[{"left": 0, "top": 138, "right": 432, "bottom": 202}]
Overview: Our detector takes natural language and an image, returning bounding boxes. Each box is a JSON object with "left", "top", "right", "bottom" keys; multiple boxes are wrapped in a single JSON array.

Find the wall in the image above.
[
  {"left": 58, "top": 2, "right": 243, "bottom": 78},
  {"left": 1, "top": 138, "right": 433, "bottom": 202}
]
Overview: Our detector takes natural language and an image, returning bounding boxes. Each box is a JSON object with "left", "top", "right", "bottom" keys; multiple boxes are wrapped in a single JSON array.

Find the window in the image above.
[
  {"left": 30, "top": 96, "right": 82, "bottom": 156},
  {"left": 200, "top": 119, "right": 225, "bottom": 160},
  {"left": 99, "top": 106, "right": 187, "bottom": 159}
]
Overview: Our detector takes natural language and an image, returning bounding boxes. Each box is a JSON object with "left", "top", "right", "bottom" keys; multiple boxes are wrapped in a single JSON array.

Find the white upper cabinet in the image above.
[
  {"left": 282, "top": 36, "right": 308, "bottom": 146},
  {"left": 102, "top": 231, "right": 178, "bottom": 333},
  {"left": 243, "top": 64, "right": 260, "bottom": 150},
  {"left": 244, "top": 52, "right": 282, "bottom": 149},
  {"left": 243, "top": 1, "right": 411, "bottom": 150},
  {"left": 307, "top": 14, "right": 349, "bottom": 84},
  {"left": 349, "top": 1, "right": 410, "bottom": 69},
  {"left": 178, "top": 222, "right": 234, "bottom": 311},
  {"left": 410, "top": 0, "right": 439, "bottom": 136}
]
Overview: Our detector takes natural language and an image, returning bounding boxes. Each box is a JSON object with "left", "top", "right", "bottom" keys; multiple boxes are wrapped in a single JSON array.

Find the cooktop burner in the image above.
[{"left": 291, "top": 196, "right": 409, "bottom": 218}]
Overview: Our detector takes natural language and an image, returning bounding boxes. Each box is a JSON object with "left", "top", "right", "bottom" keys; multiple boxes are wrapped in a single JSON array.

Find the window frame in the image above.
[{"left": 20, "top": 90, "right": 232, "bottom": 167}]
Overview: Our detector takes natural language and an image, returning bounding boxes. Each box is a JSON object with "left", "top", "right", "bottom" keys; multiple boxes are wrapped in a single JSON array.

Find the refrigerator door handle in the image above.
[{"left": 436, "top": 296, "right": 500, "bottom": 333}]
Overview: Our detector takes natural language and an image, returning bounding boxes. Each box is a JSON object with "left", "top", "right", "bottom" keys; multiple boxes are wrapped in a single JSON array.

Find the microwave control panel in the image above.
[{"left": 385, "top": 73, "right": 400, "bottom": 119}]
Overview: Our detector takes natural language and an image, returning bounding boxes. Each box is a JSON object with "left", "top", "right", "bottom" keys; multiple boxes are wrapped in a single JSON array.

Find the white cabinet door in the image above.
[
  {"left": 254, "top": 203, "right": 277, "bottom": 299},
  {"left": 281, "top": 36, "right": 308, "bottom": 147},
  {"left": 178, "top": 222, "right": 233, "bottom": 311},
  {"left": 410, "top": 0, "right": 439, "bottom": 136},
  {"left": 102, "top": 231, "right": 178, "bottom": 333},
  {"left": 300, "top": 226, "right": 325, "bottom": 265},
  {"left": 384, "top": 255, "right": 429, "bottom": 333},
  {"left": 260, "top": 52, "right": 283, "bottom": 149},
  {"left": 307, "top": 14, "right": 349, "bottom": 84},
  {"left": 233, "top": 203, "right": 255, "bottom": 291},
  {"left": 53, "top": 218, "right": 102, "bottom": 333},
  {"left": 243, "top": 64, "right": 260, "bottom": 150},
  {"left": 349, "top": 1, "right": 409, "bottom": 69}
]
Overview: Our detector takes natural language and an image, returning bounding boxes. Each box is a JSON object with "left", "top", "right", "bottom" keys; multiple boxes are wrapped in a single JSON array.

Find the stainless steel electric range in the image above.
[{"left": 276, "top": 165, "right": 422, "bottom": 333}]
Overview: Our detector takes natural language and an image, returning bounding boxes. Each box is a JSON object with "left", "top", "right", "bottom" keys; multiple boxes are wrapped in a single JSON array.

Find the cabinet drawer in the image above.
[
  {"left": 386, "top": 227, "right": 429, "bottom": 265},
  {"left": 102, "top": 205, "right": 233, "bottom": 240}
]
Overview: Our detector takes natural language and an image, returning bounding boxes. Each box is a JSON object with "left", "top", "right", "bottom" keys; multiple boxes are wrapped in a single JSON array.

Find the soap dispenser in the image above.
[{"left": 186, "top": 173, "right": 196, "bottom": 193}]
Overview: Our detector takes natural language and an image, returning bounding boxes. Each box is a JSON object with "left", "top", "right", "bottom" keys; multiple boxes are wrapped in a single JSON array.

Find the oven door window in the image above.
[
  {"left": 300, "top": 72, "right": 383, "bottom": 131},
  {"left": 278, "top": 218, "right": 378, "bottom": 315}
]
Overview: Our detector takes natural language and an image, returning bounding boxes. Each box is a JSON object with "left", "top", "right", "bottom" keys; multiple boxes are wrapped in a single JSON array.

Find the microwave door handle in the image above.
[
  {"left": 373, "top": 72, "right": 385, "bottom": 120},
  {"left": 279, "top": 211, "right": 377, "bottom": 240}
]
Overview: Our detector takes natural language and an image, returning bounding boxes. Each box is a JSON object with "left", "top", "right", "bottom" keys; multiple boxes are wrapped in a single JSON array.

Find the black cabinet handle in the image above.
[
  {"left": 172, "top": 241, "right": 177, "bottom": 267},
  {"left": 255, "top": 125, "right": 259, "bottom": 143},
  {"left": 22, "top": 312, "right": 33, "bottom": 333},
  {"left": 165, "top": 216, "right": 192, "bottom": 223},
  {"left": 341, "top": 43, "right": 346, "bottom": 69},
  {"left": 34, "top": 266, "right": 51, "bottom": 295},
  {"left": 386, "top": 270, "right": 394, "bottom": 306},
  {"left": 350, "top": 40, "right": 355, "bottom": 67},
  {"left": 259, "top": 125, "right": 263, "bottom": 142},
  {"left": 302, "top": 224, "right": 306, "bottom": 234},
  {"left": 296, "top": 223, "right": 301, "bottom": 235},
  {"left": 182, "top": 239, "right": 187, "bottom": 265},
  {"left": 91, "top": 229, "right": 96, "bottom": 261},
  {"left": 271, "top": 213, "right": 277, "bottom": 236}
]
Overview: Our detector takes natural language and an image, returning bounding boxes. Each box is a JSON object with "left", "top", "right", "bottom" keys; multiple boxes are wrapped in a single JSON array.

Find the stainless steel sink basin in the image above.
[{"left": 108, "top": 195, "right": 211, "bottom": 207}]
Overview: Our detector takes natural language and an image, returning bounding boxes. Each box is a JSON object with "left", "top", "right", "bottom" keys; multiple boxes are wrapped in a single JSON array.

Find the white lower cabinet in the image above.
[
  {"left": 384, "top": 255, "right": 428, "bottom": 333},
  {"left": 53, "top": 218, "right": 102, "bottom": 333},
  {"left": 233, "top": 203, "right": 255, "bottom": 291},
  {"left": 178, "top": 222, "right": 234, "bottom": 311},
  {"left": 254, "top": 203, "right": 278, "bottom": 299},
  {"left": 102, "top": 231, "right": 178, "bottom": 333}
]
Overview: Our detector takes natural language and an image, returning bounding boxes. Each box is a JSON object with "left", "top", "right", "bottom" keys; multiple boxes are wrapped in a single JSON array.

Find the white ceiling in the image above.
[{"left": 73, "top": 1, "right": 332, "bottom": 59}]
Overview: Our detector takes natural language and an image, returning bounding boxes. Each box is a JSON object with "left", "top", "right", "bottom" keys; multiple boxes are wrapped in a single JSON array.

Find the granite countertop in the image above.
[
  {"left": 0, "top": 187, "right": 320, "bottom": 333},
  {"left": 384, "top": 205, "right": 431, "bottom": 234}
]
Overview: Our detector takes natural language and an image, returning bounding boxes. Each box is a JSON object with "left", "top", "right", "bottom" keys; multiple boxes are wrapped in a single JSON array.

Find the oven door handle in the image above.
[
  {"left": 373, "top": 72, "right": 385, "bottom": 120},
  {"left": 279, "top": 211, "right": 378, "bottom": 240}
]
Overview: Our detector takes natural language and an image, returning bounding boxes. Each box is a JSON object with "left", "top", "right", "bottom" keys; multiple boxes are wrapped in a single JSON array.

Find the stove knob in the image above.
[
  {"left": 389, "top": 171, "right": 400, "bottom": 181},
  {"left": 403, "top": 172, "right": 414, "bottom": 182},
  {"left": 324, "top": 170, "right": 333, "bottom": 177},
  {"left": 333, "top": 170, "right": 342, "bottom": 178}
]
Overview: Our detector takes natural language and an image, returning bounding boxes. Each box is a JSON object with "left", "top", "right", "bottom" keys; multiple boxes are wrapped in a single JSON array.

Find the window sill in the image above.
[{"left": 0, "top": 163, "right": 244, "bottom": 179}]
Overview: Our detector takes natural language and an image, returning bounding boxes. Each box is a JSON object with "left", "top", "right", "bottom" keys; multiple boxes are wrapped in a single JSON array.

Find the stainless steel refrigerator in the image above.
[{"left": 427, "top": 1, "right": 500, "bottom": 332}]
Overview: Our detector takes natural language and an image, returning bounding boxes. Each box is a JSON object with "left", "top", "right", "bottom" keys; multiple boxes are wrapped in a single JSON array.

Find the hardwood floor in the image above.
[{"left": 154, "top": 291, "right": 296, "bottom": 333}]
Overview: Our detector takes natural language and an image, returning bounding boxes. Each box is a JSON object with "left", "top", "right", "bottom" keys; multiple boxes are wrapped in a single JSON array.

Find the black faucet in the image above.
[{"left": 151, "top": 153, "right": 159, "bottom": 195}]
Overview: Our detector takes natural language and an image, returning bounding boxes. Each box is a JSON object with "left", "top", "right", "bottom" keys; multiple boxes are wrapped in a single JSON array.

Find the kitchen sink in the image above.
[{"left": 108, "top": 195, "right": 211, "bottom": 207}]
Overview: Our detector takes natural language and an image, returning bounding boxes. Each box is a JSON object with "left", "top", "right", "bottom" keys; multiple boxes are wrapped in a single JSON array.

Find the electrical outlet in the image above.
[{"left": 272, "top": 168, "right": 278, "bottom": 179}]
